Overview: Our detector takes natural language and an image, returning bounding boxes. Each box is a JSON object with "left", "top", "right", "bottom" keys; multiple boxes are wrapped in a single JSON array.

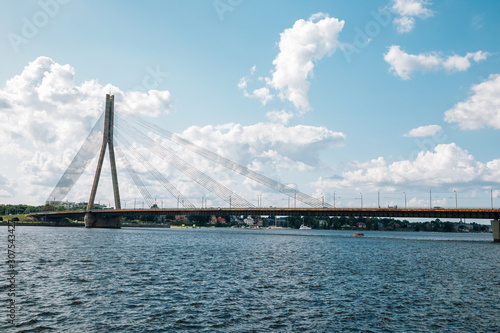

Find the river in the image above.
[{"left": 1, "top": 226, "right": 499, "bottom": 332}]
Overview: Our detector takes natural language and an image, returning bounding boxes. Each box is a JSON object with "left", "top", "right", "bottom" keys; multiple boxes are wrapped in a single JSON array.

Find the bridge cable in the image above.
[
  {"left": 114, "top": 145, "right": 155, "bottom": 209},
  {"left": 115, "top": 116, "right": 254, "bottom": 208},
  {"left": 116, "top": 117, "right": 253, "bottom": 208},
  {"left": 122, "top": 113, "right": 331, "bottom": 208},
  {"left": 114, "top": 130, "right": 195, "bottom": 208},
  {"left": 46, "top": 112, "right": 105, "bottom": 203}
]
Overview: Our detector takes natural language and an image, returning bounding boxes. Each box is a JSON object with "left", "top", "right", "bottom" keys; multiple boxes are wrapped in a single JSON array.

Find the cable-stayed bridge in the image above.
[{"left": 31, "top": 95, "right": 500, "bottom": 242}]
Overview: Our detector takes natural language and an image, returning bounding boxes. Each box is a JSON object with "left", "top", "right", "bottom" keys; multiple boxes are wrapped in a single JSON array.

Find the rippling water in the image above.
[{"left": 1, "top": 227, "right": 499, "bottom": 332}]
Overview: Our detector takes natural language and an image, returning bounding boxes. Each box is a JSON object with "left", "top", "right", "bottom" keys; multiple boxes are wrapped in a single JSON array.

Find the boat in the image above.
[
  {"left": 353, "top": 232, "right": 364, "bottom": 237},
  {"left": 299, "top": 224, "right": 312, "bottom": 230}
]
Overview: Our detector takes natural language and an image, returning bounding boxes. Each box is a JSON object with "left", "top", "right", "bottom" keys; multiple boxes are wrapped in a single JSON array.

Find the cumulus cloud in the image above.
[
  {"left": 266, "top": 110, "right": 294, "bottom": 125},
  {"left": 0, "top": 56, "right": 173, "bottom": 204},
  {"left": 251, "top": 87, "right": 273, "bottom": 105},
  {"left": 444, "top": 74, "right": 500, "bottom": 129},
  {"left": 179, "top": 121, "right": 346, "bottom": 171},
  {"left": 268, "top": 13, "right": 344, "bottom": 112},
  {"left": 384, "top": 46, "right": 489, "bottom": 80},
  {"left": 240, "top": 13, "right": 345, "bottom": 112},
  {"left": 237, "top": 76, "right": 248, "bottom": 90},
  {"left": 404, "top": 124, "right": 442, "bottom": 137},
  {"left": 393, "top": 16, "right": 415, "bottom": 33},
  {"left": 391, "top": 0, "right": 433, "bottom": 33},
  {"left": 315, "top": 143, "right": 499, "bottom": 192},
  {"left": 1, "top": 56, "right": 347, "bottom": 205},
  {"left": 0, "top": 57, "right": 172, "bottom": 152},
  {"left": 238, "top": 66, "right": 274, "bottom": 105}
]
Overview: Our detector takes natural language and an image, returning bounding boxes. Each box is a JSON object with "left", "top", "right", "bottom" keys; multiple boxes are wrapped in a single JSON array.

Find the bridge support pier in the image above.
[
  {"left": 491, "top": 220, "right": 500, "bottom": 243},
  {"left": 85, "top": 213, "right": 122, "bottom": 228}
]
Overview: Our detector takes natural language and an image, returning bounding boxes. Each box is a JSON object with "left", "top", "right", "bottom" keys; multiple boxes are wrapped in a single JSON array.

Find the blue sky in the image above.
[{"left": 1, "top": 0, "right": 500, "bottom": 210}]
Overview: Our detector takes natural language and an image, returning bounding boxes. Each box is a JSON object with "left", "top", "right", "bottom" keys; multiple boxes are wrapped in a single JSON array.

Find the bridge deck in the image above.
[{"left": 31, "top": 208, "right": 500, "bottom": 220}]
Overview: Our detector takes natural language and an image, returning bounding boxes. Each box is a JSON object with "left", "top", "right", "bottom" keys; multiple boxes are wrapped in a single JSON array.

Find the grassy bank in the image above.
[{"left": 0, "top": 214, "right": 33, "bottom": 222}]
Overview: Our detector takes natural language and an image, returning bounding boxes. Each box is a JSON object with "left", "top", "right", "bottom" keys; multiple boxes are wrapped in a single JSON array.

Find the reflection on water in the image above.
[{"left": 1, "top": 227, "right": 499, "bottom": 332}]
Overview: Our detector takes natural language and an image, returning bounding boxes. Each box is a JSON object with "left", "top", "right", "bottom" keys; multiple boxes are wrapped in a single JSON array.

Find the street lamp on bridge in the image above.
[
  {"left": 358, "top": 192, "right": 363, "bottom": 209},
  {"left": 492, "top": 189, "right": 494, "bottom": 210}
]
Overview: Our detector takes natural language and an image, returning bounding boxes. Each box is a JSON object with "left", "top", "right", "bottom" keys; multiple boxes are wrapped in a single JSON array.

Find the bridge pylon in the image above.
[{"left": 84, "top": 94, "right": 122, "bottom": 228}]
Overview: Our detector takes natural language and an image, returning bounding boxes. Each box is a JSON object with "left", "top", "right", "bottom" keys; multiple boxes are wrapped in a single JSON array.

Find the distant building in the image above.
[
  {"left": 175, "top": 215, "right": 189, "bottom": 223},
  {"left": 244, "top": 216, "right": 255, "bottom": 226},
  {"left": 45, "top": 201, "right": 79, "bottom": 209},
  {"left": 208, "top": 215, "right": 226, "bottom": 224}
]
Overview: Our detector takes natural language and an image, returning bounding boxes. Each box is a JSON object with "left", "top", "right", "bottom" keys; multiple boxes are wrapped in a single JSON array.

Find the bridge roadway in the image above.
[{"left": 32, "top": 207, "right": 500, "bottom": 220}]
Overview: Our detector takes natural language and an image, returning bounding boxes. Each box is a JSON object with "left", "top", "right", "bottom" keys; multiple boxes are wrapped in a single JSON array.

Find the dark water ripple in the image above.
[{"left": 0, "top": 227, "right": 499, "bottom": 332}]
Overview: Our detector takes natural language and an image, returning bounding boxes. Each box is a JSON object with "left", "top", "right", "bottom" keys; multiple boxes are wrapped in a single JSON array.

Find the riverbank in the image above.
[
  {"left": 0, "top": 221, "right": 84, "bottom": 227},
  {"left": 0, "top": 221, "right": 174, "bottom": 228}
]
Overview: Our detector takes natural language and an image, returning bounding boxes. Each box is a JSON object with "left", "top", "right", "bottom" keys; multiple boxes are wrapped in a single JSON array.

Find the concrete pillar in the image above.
[
  {"left": 492, "top": 220, "right": 500, "bottom": 243},
  {"left": 107, "top": 95, "right": 121, "bottom": 210},
  {"left": 87, "top": 95, "right": 112, "bottom": 213},
  {"left": 85, "top": 212, "right": 121, "bottom": 228},
  {"left": 85, "top": 94, "right": 121, "bottom": 228},
  {"left": 84, "top": 212, "right": 96, "bottom": 228}
]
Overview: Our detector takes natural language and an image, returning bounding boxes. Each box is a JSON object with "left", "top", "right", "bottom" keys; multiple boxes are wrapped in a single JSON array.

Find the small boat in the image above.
[
  {"left": 353, "top": 232, "right": 364, "bottom": 237},
  {"left": 299, "top": 224, "right": 312, "bottom": 230}
]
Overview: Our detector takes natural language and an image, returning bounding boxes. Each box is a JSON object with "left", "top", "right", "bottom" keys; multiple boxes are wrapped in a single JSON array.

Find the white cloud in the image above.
[
  {"left": 384, "top": 46, "right": 489, "bottom": 80},
  {"left": 393, "top": 16, "right": 415, "bottom": 33},
  {"left": 251, "top": 87, "right": 273, "bottom": 105},
  {"left": 238, "top": 65, "right": 274, "bottom": 105},
  {"left": 238, "top": 13, "right": 344, "bottom": 112},
  {"left": 266, "top": 110, "right": 293, "bottom": 125},
  {"left": 267, "top": 13, "right": 344, "bottom": 112},
  {"left": 0, "top": 56, "right": 173, "bottom": 204},
  {"left": 180, "top": 121, "right": 346, "bottom": 170},
  {"left": 443, "top": 51, "right": 489, "bottom": 72},
  {"left": 392, "top": 0, "right": 433, "bottom": 18},
  {"left": 0, "top": 56, "right": 347, "bottom": 206},
  {"left": 250, "top": 65, "right": 256, "bottom": 74},
  {"left": 115, "top": 90, "right": 172, "bottom": 117},
  {"left": 404, "top": 124, "right": 442, "bottom": 137},
  {"left": 315, "top": 143, "right": 498, "bottom": 192},
  {"left": 444, "top": 74, "right": 500, "bottom": 129},
  {"left": 237, "top": 76, "right": 248, "bottom": 90},
  {"left": 391, "top": 0, "right": 433, "bottom": 33},
  {"left": 384, "top": 45, "right": 440, "bottom": 79}
]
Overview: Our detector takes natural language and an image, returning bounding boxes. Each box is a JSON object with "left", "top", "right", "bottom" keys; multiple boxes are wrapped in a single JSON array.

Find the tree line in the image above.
[{"left": 1, "top": 204, "right": 489, "bottom": 232}]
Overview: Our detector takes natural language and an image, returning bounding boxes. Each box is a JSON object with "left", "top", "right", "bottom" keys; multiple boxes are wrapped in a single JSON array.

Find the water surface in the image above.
[{"left": 1, "top": 227, "right": 499, "bottom": 332}]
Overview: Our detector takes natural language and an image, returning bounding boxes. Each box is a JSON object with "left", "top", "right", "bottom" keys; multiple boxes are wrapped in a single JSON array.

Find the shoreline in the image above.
[{"left": 0, "top": 221, "right": 491, "bottom": 234}]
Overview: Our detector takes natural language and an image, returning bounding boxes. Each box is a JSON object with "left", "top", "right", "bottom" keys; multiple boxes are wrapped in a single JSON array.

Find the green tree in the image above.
[
  {"left": 443, "top": 222, "right": 454, "bottom": 232},
  {"left": 139, "top": 215, "right": 155, "bottom": 222},
  {"left": 40, "top": 204, "right": 56, "bottom": 212},
  {"left": 188, "top": 215, "right": 208, "bottom": 226}
]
